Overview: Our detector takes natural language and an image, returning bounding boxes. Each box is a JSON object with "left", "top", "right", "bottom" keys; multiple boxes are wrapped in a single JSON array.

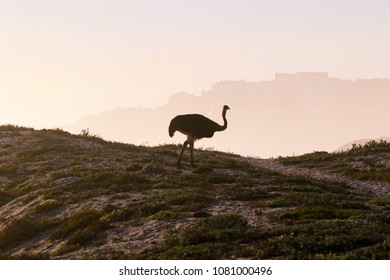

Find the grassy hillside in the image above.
[
  {"left": 278, "top": 141, "right": 390, "bottom": 183},
  {"left": 1, "top": 125, "right": 390, "bottom": 259}
]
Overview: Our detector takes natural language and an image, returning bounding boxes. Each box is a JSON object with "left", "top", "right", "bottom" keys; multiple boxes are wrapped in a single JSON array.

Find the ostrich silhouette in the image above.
[{"left": 168, "top": 105, "right": 230, "bottom": 167}]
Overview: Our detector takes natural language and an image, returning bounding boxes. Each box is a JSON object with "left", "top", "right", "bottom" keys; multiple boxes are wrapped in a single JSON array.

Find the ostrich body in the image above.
[{"left": 169, "top": 105, "right": 230, "bottom": 167}]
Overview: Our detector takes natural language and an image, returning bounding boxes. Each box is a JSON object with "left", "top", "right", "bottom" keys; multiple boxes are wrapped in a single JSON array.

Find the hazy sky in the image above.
[{"left": 1, "top": 0, "right": 390, "bottom": 128}]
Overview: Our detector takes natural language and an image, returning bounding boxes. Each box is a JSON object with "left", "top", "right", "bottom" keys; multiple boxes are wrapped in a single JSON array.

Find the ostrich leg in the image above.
[
  {"left": 177, "top": 140, "right": 188, "bottom": 167},
  {"left": 189, "top": 141, "right": 195, "bottom": 167}
]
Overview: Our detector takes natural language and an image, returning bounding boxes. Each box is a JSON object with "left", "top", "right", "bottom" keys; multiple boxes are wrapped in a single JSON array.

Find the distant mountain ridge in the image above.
[{"left": 63, "top": 73, "right": 390, "bottom": 158}]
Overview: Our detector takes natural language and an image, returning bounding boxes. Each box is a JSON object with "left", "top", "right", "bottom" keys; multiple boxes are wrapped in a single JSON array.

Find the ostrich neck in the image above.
[{"left": 218, "top": 110, "right": 228, "bottom": 131}]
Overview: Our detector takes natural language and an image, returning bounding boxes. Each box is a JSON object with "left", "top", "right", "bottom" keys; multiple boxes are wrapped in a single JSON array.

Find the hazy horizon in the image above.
[
  {"left": 2, "top": 1, "right": 390, "bottom": 156},
  {"left": 62, "top": 74, "right": 390, "bottom": 158}
]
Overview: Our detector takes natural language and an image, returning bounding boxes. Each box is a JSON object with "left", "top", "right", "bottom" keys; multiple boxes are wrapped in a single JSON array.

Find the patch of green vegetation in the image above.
[
  {"left": 278, "top": 151, "right": 337, "bottom": 168},
  {"left": 178, "top": 174, "right": 197, "bottom": 185},
  {"left": 278, "top": 141, "right": 390, "bottom": 183},
  {"left": 78, "top": 170, "right": 149, "bottom": 190},
  {"left": 337, "top": 201, "right": 369, "bottom": 210},
  {"left": 102, "top": 208, "right": 130, "bottom": 223},
  {"left": 221, "top": 158, "right": 253, "bottom": 171},
  {"left": 10, "top": 252, "right": 51, "bottom": 260},
  {"left": 0, "top": 124, "right": 27, "bottom": 132},
  {"left": 249, "top": 219, "right": 389, "bottom": 259},
  {"left": 277, "top": 175, "right": 350, "bottom": 194},
  {"left": 137, "top": 201, "right": 170, "bottom": 217},
  {"left": 205, "top": 174, "right": 235, "bottom": 184},
  {"left": 341, "top": 238, "right": 390, "bottom": 259},
  {"left": 143, "top": 214, "right": 252, "bottom": 259},
  {"left": 255, "top": 188, "right": 368, "bottom": 211},
  {"left": 349, "top": 140, "right": 390, "bottom": 155},
  {"left": 53, "top": 212, "right": 111, "bottom": 255},
  {"left": 0, "top": 190, "right": 14, "bottom": 207},
  {"left": 140, "top": 163, "right": 167, "bottom": 175},
  {"left": 34, "top": 200, "right": 64, "bottom": 214},
  {"left": 42, "top": 170, "right": 150, "bottom": 202},
  {"left": 344, "top": 168, "right": 390, "bottom": 182},
  {"left": 152, "top": 181, "right": 181, "bottom": 189},
  {"left": 149, "top": 210, "right": 180, "bottom": 221},
  {"left": 193, "top": 164, "right": 213, "bottom": 174},
  {"left": 149, "top": 243, "right": 229, "bottom": 260},
  {"left": 65, "top": 220, "right": 111, "bottom": 247},
  {"left": 166, "top": 193, "right": 214, "bottom": 206},
  {"left": 20, "top": 138, "right": 69, "bottom": 161},
  {"left": 0, "top": 217, "right": 42, "bottom": 251},
  {"left": 50, "top": 210, "right": 102, "bottom": 240},
  {"left": 103, "top": 200, "right": 169, "bottom": 223},
  {"left": 150, "top": 145, "right": 179, "bottom": 157},
  {"left": 35, "top": 128, "right": 72, "bottom": 138},
  {"left": 256, "top": 198, "right": 296, "bottom": 208},
  {"left": 231, "top": 186, "right": 270, "bottom": 201},
  {"left": 166, "top": 192, "right": 214, "bottom": 212},
  {"left": 279, "top": 207, "right": 362, "bottom": 220},
  {"left": 266, "top": 182, "right": 370, "bottom": 211},
  {"left": 102, "top": 190, "right": 214, "bottom": 224},
  {"left": 127, "top": 163, "right": 143, "bottom": 172},
  {"left": 277, "top": 183, "right": 322, "bottom": 193},
  {"left": 0, "top": 165, "right": 19, "bottom": 176},
  {"left": 368, "top": 198, "right": 390, "bottom": 211}
]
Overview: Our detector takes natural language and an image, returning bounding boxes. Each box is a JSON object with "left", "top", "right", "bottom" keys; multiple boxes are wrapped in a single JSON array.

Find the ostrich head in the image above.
[{"left": 223, "top": 105, "right": 230, "bottom": 111}]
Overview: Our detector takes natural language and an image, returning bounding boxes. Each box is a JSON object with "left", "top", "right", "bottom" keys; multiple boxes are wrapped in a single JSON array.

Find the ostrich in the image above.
[{"left": 168, "top": 105, "right": 230, "bottom": 167}]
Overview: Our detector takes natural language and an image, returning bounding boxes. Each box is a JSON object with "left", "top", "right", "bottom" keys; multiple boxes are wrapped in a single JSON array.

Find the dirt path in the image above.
[{"left": 243, "top": 157, "right": 390, "bottom": 197}]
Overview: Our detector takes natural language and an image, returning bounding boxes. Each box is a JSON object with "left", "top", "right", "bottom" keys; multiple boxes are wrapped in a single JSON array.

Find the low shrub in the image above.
[
  {"left": 0, "top": 218, "right": 41, "bottom": 250},
  {"left": 50, "top": 210, "right": 102, "bottom": 240},
  {"left": 279, "top": 207, "right": 362, "bottom": 220}
]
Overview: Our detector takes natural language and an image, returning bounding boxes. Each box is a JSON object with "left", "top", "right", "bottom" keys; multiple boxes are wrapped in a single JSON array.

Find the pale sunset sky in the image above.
[{"left": 1, "top": 0, "right": 390, "bottom": 128}]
